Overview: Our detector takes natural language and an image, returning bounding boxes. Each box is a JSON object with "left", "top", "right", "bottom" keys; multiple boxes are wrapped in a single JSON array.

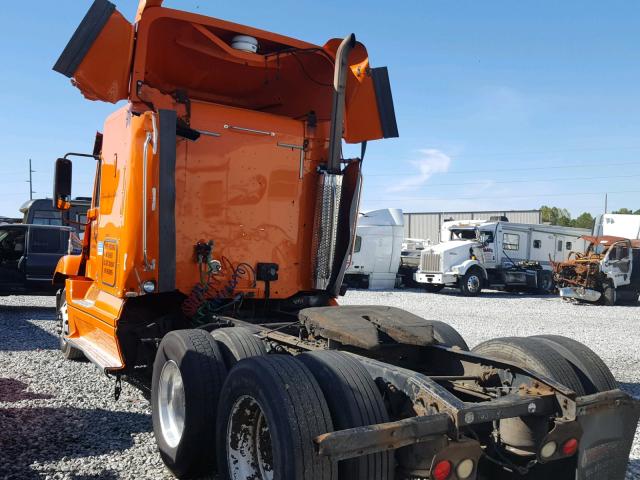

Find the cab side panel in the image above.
[
  {"left": 64, "top": 107, "right": 150, "bottom": 370},
  {"left": 174, "top": 102, "right": 322, "bottom": 299}
]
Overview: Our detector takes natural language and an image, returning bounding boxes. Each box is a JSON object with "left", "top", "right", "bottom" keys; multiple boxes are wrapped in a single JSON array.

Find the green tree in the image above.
[
  {"left": 612, "top": 208, "right": 635, "bottom": 214},
  {"left": 540, "top": 205, "right": 572, "bottom": 225},
  {"left": 611, "top": 208, "right": 640, "bottom": 215},
  {"left": 570, "top": 212, "right": 594, "bottom": 229}
]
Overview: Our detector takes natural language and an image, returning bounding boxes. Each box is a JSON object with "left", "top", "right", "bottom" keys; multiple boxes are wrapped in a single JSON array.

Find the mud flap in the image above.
[{"left": 575, "top": 390, "right": 640, "bottom": 479}]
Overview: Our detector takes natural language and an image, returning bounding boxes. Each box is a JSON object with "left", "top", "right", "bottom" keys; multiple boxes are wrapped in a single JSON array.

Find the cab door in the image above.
[
  {"left": 479, "top": 228, "right": 497, "bottom": 268},
  {"left": 0, "top": 226, "right": 27, "bottom": 291},
  {"left": 602, "top": 241, "right": 633, "bottom": 287},
  {"left": 25, "top": 228, "right": 67, "bottom": 283}
]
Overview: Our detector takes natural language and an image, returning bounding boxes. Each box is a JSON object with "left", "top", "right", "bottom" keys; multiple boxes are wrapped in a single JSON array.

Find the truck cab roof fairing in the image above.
[{"left": 53, "top": 1, "right": 397, "bottom": 143}]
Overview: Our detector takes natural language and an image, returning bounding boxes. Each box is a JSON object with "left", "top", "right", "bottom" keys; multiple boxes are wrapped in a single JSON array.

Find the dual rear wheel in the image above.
[
  {"left": 152, "top": 328, "right": 391, "bottom": 480},
  {"left": 152, "top": 326, "right": 616, "bottom": 479},
  {"left": 472, "top": 335, "right": 616, "bottom": 395},
  {"left": 472, "top": 335, "right": 616, "bottom": 456}
]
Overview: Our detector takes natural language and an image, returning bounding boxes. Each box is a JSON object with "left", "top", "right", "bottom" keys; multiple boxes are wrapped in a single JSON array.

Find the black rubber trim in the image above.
[
  {"left": 158, "top": 110, "right": 177, "bottom": 293},
  {"left": 53, "top": 0, "right": 116, "bottom": 77},
  {"left": 371, "top": 67, "right": 399, "bottom": 139},
  {"left": 328, "top": 160, "right": 362, "bottom": 296}
]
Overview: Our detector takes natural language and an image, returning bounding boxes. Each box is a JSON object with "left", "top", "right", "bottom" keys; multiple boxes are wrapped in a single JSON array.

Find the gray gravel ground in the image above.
[
  {"left": 0, "top": 295, "right": 173, "bottom": 480},
  {"left": 0, "top": 290, "right": 638, "bottom": 479}
]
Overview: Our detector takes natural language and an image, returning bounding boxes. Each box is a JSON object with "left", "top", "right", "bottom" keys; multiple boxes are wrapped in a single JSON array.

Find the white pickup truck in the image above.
[{"left": 413, "top": 220, "right": 589, "bottom": 295}]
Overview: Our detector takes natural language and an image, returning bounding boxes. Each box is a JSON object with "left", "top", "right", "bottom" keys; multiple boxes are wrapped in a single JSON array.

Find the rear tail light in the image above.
[
  {"left": 540, "top": 440, "right": 557, "bottom": 459},
  {"left": 433, "top": 460, "right": 452, "bottom": 480},
  {"left": 562, "top": 438, "right": 579, "bottom": 456},
  {"left": 456, "top": 458, "right": 475, "bottom": 478}
]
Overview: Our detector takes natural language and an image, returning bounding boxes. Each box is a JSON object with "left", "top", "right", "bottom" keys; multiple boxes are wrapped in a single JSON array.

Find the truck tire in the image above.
[
  {"left": 152, "top": 329, "right": 227, "bottom": 479},
  {"left": 460, "top": 268, "right": 483, "bottom": 296},
  {"left": 472, "top": 337, "right": 587, "bottom": 454},
  {"left": 472, "top": 337, "right": 585, "bottom": 395},
  {"left": 423, "top": 284, "right": 445, "bottom": 293},
  {"left": 57, "top": 290, "right": 84, "bottom": 360},
  {"left": 616, "top": 288, "right": 640, "bottom": 305},
  {"left": 602, "top": 282, "right": 616, "bottom": 306},
  {"left": 216, "top": 355, "right": 336, "bottom": 480},
  {"left": 298, "top": 350, "right": 393, "bottom": 480},
  {"left": 211, "top": 327, "right": 267, "bottom": 368},
  {"left": 537, "top": 270, "right": 554, "bottom": 293},
  {"left": 531, "top": 335, "right": 617, "bottom": 394},
  {"left": 430, "top": 321, "right": 469, "bottom": 350}
]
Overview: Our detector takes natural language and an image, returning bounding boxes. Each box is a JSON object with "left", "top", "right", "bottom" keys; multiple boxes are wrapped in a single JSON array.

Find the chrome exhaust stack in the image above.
[{"left": 312, "top": 34, "right": 355, "bottom": 290}]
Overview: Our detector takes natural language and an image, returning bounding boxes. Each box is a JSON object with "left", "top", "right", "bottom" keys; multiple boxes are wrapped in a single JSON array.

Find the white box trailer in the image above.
[
  {"left": 413, "top": 220, "right": 590, "bottom": 295},
  {"left": 344, "top": 209, "right": 404, "bottom": 289},
  {"left": 593, "top": 214, "right": 640, "bottom": 239}
]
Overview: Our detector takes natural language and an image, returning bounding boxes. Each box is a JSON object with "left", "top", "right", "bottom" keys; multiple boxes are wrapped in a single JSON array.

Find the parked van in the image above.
[
  {"left": 20, "top": 197, "right": 90, "bottom": 235},
  {"left": 0, "top": 224, "right": 76, "bottom": 295}
]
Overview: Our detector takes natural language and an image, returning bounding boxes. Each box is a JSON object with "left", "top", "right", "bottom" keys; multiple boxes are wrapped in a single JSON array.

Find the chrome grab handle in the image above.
[
  {"left": 224, "top": 124, "right": 275, "bottom": 137},
  {"left": 277, "top": 142, "right": 306, "bottom": 179},
  {"left": 142, "top": 114, "right": 157, "bottom": 271},
  {"left": 196, "top": 129, "right": 221, "bottom": 137},
  {"left": 151, "top": 114, "right": 158, "bottom": 154}
]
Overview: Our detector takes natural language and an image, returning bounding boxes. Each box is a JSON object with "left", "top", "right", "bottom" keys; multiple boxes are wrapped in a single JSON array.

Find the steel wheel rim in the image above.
[
  {"left": 467, "top": 275, "right": 480, "bottom": 292},
  {"left": 158, "top": 360, "right": 186, "bottom": 448},
  {"left": 226, "top": 395, "right": 274, "bottom": 480},
  {"left": 59, "top": 301, "right": 70, "bottom": 345}
]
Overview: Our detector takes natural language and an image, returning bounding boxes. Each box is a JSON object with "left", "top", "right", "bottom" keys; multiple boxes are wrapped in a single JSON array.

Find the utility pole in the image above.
[
  {"left": 604, "top": 193, "right": 608, "bottom": 214},
  {"left": 27, "top": 158, "right": 35, "bottom": 200}
]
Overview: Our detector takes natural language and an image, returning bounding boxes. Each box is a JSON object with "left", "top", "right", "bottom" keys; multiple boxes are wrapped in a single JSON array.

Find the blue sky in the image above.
[{"left": 0, "top": 0, "right": 638, "bottom": 218}]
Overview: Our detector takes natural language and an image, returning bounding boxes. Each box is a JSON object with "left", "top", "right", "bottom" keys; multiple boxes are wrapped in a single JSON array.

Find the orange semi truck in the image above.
[{"left": 52, "top": 2, "right": 638, "bottom": 479}]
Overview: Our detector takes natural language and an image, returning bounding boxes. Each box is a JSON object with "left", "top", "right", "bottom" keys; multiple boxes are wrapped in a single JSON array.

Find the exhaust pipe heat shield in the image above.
[{"left": 312, "top": 172, "right": 343, "bottom": 290}]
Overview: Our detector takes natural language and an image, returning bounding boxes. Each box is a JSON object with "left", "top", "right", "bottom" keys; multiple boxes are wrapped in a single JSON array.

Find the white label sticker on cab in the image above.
[{"left": 97, "top": 241, "right": 104, "bottom": 256}]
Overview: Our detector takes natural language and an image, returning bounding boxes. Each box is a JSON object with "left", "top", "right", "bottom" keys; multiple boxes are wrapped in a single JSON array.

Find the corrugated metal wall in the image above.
[{"left": 403, "top": 210, "right": 541, "bottom": 242}]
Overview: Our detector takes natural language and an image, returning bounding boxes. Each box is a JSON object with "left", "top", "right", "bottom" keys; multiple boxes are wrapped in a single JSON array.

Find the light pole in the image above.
[{"left": 27, "top": 158, "right": 35, "bottom": 200}]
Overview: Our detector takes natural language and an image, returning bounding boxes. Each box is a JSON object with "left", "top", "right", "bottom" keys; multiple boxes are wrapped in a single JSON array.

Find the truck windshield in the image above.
[{"left": 450, "top": 228, "right": 478, "bottom": 240}]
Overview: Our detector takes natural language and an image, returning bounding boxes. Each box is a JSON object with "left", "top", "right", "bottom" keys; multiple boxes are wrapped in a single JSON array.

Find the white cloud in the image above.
[{"left": 387, "top": 148, "right": 452, "bottom": 192}]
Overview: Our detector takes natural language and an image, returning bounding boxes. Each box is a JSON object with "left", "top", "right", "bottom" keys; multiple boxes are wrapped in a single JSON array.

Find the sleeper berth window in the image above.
[{"left": 503, "top": 233, "right": 520, "bottom": 251}]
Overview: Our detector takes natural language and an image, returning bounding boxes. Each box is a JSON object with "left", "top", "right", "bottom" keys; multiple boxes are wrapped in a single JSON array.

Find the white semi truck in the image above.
[
  {"left": 413, "top": 220, "right": 590, "bottom": 295},
  {"left": 593, "top": 213, "right": 640, "bottom": 239},
  {"left": 343, "top": 208, "right": 404, "bottom": 289}
]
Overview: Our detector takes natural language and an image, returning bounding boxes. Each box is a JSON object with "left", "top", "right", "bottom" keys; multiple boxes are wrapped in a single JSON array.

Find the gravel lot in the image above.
[{"left": 1, "top": 290, "right": 638, "bottom": 479}]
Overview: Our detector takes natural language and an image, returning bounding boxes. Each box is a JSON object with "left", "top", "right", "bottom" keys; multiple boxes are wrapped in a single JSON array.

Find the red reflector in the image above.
[
  {"left": 433, "top": 460, "right": 452, "bottom": 480},
  {"left": 562, "top": 438, "right": 579, "bottom": 456}
]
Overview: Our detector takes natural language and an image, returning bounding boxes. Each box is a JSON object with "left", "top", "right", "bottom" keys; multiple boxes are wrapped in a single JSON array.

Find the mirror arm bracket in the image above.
[{"left": 63, "top": 152, "right": 100, "bottom": 161}]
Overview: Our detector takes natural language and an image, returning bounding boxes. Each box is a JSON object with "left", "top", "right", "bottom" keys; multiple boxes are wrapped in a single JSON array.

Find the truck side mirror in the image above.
[{"left": 53, "top": 158, "right": 72, "bottom": 210}]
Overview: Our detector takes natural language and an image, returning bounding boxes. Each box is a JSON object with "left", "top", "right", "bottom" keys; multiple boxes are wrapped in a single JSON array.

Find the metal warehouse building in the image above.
[{"left": 403, "top": 209, "right": 541, "bottom": 242}]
